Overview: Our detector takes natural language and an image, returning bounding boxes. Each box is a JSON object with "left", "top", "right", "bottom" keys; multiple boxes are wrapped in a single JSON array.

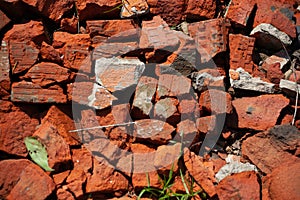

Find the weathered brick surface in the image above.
[
  {"left": 0, "top": 41, "right": 10, "bottom": 98},
  {"left": 86, "top": 19, "right": 137, "bottom": 38},
  {"left": 188, "top": 18, "right": 230, "bottom": 63},
  {"left": 254, "top": 0, "right": 297, "bottom": 38},
  {"left": 23, "top": 62, "right": 70, "bottom": 87},
  {"left": 0, "top": 101, "right": 39, "bottom": 156},
  {"left": 229, "top": 34, "right": 255, "bottom": 73},
  {"left": 157, "top": 74, "right": 191, "bottom": 98},
  {"left": 53, "top": 32, "right": 91, "bottom": 73},
  {"left": 4, "top": 20, "right": 46, "bottom": 45},
  {"left": 9, "top": 41, "right": 39, "bottom": 74},
  {"left": 75, "top": 0, "right": 122, "bottom": 20},
  {"left": 11, "top": 81, "right": 67, "bottom": 103},
  {"left": 22, "top": 0, "right": 74, "bottom": 22},
  {"left": 226, "top": 0, "right": 256, "bottom": 28},
  {"left": 185, "top": 0, "right": 216, "bottom": 20},
  {"left": 148, "top": 0, "right": 185, "bottom": 26},
  {"left": 140, "top": 18, "right": 180, "bottom": 51}
]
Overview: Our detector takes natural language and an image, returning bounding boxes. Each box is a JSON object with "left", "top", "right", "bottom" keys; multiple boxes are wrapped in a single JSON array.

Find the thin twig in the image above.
[
  {"left": 69, "top": 122, "right": 136, "bottom": 132},
  {"left": 291, "top": 59, "right": 299, "bottom": 125},
  {"left": 280, "top": 41, "right": 299, "bottom": 125},
  {"left": 223, "top": 0, "right": 233, "bottom": 18}
]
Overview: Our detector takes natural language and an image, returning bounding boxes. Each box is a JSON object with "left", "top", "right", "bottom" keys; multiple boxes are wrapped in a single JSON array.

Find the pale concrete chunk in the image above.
[
  {"left": 250, "top": 23, "right": 292, "bottom": 51},
  {"left": 95, "top": 57, "right": 145, "bottom": 92},
  {"left": 230, "top": 68, "right": 275, "bottom": 93}
]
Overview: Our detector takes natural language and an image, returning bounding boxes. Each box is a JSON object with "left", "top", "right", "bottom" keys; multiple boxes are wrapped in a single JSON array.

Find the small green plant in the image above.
[
  {"left": 137, "top": 165, "right": 204, "bottom": 200},
  {"left": 137, "top": 131, "right": 205, "bottom": 200}
]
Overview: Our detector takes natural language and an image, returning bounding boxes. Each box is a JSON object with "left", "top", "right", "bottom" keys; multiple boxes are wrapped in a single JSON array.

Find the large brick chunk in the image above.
[
  {"left": 22, "top": 0, "right": 74, "bottom": 22},
  {"left": 11, "top": 81, "right": 67, "bottom": 103},
  {"left": 225, "top": 0, "right": 256, "bottom": 28},
  {"left": 140, "top": 16, "right": 180, "bottom": 52},
  {"left": 4, "top": 20, "right": 46, "bottom": 45},
  {"left": 75, "top": 0, "right": 122, "bottom": 20},
  {"left": 9, "top": 41, "right": 39, "bottom": 74},
  {"left": 188, "top": 18, "right": 230, "bottom": 63},
  {"left": 0, "top": 101, "right": 39, "bottom": 156},
  {"left": 157, "top": 74, "right": 191, "bottom": 98},
  {"left": 254, "top": 0, "right": 297, "bottom": 38},
  {"left": 23, "top": 62, "right": 70, "bottom": 87},
  {"left": 148, "top": 0, "right": 185, "bottom": 26},
  {"left": 53, "top": 32, "right": 91, "bottom": 73},
  {"left": 185, "top": 0, "right": 216, "bottom": 20},
  {"left": 229, "top": 34, "right": 255, "bottom": 73}
]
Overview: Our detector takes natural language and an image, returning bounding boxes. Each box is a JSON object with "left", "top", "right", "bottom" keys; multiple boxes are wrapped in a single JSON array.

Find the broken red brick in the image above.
[
  {"left": 139, "top": 17, "right": 180, "bottom": 51},
  {"left": 188, "top": 18, "right": 230, "bottom": 63},
  {"left": 75, "top": 0, "right": 122, "bottom": 20},
  {"left": 33, "top": 121, "right": 72, "bottom": 171},
  {"left": 226, "top": 0, "right": 256, "bottom": 28},
  {"left": 184, "top": 149, "right": 217, "bottom": 197},
  {"left": 60, "top": 16, "right": 79, "bottom": 34},
  {"left": 134, "top": 119, "right": 175, "bottom": 145},
  {"left": 39, "top": 41, "right": 62, "bottom": 63},
  {"left": 147, "top": 0, "right": 185, "bottom": 26},
  {"left": 22, "top": 0, "right": 73, "bottom": 22},
  {"left": 232, "top": 94, "right": 289, "bottom": 130},
  {"left": 86, "top": 19, "right": 137, "bottom": 38},
  {"left": 42, "top": 105, "right": 80, "bottom": 146},
  {"left": 11, "top": 81, "right": 67, "bottom": 103},
  {"left": 4, "top": 20, "right": 46, "bottom": 46},
  {"left": 86, "top": 157, "right": 128, "bottom": 193},
  {"left": 185, "top": 0, "right": 216, "bottom": 20},
  {"left": 216, "top": 171, "right": 260, "bottom": 200},
  {"left": 196, "top": 115, "right": 216, "bottom": 134},
  {"left": 0, "top": 100, "right": 39, "bottom": 156},
  {"left": 242, "top": 125, "right": 300, "bottom": 174},
  {"left": 254, "top": 0, "right": 297, "bottom": 38},
  {"left": 229, "top": 34, "right": 255, "bottom": 73},
  {"left": 53, "top": 32, "right": 91, "bottom": 73},
  {"left": 154, "top": 97, "right": 179, "bottom": 124},
  {"left": 68, "top": 82, "right": 117, "bottom": 110},
  {"left": 9, "top": 41, "right": 39, "bottom": 74},
  {"left": 199, "top": 89, "right": 233, "bottom": 115},
  {"left": 23, "top": 62, "right": 70, "bottom": 87},
  {"left": 157, "top": 74, "right": 191, "bottom": 98},
  {"left": 3, "top": 160, "right": 55, "bottom": 200},
  {"left": 268, "top": 161, "right": 300, "bottom": 200}
]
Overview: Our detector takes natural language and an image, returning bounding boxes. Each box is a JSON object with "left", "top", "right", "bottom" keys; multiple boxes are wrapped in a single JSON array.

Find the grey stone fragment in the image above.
[
  {"left": 215, "top": 155, "right": 258, "bottom": 182},
  {"left": 250, "top": 23, "right": 292, "bottom": 51},
  {"left": 230, "top": 68, "right": 275, "bottom": 93},
  {"left": 279, "top": 79, "right": 300, "bottom": 94}
]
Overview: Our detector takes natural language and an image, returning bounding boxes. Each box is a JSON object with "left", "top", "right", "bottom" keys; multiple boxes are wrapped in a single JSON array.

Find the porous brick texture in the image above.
[{"left": 0, "top": 0, "right": 300, "bottom": 199}]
